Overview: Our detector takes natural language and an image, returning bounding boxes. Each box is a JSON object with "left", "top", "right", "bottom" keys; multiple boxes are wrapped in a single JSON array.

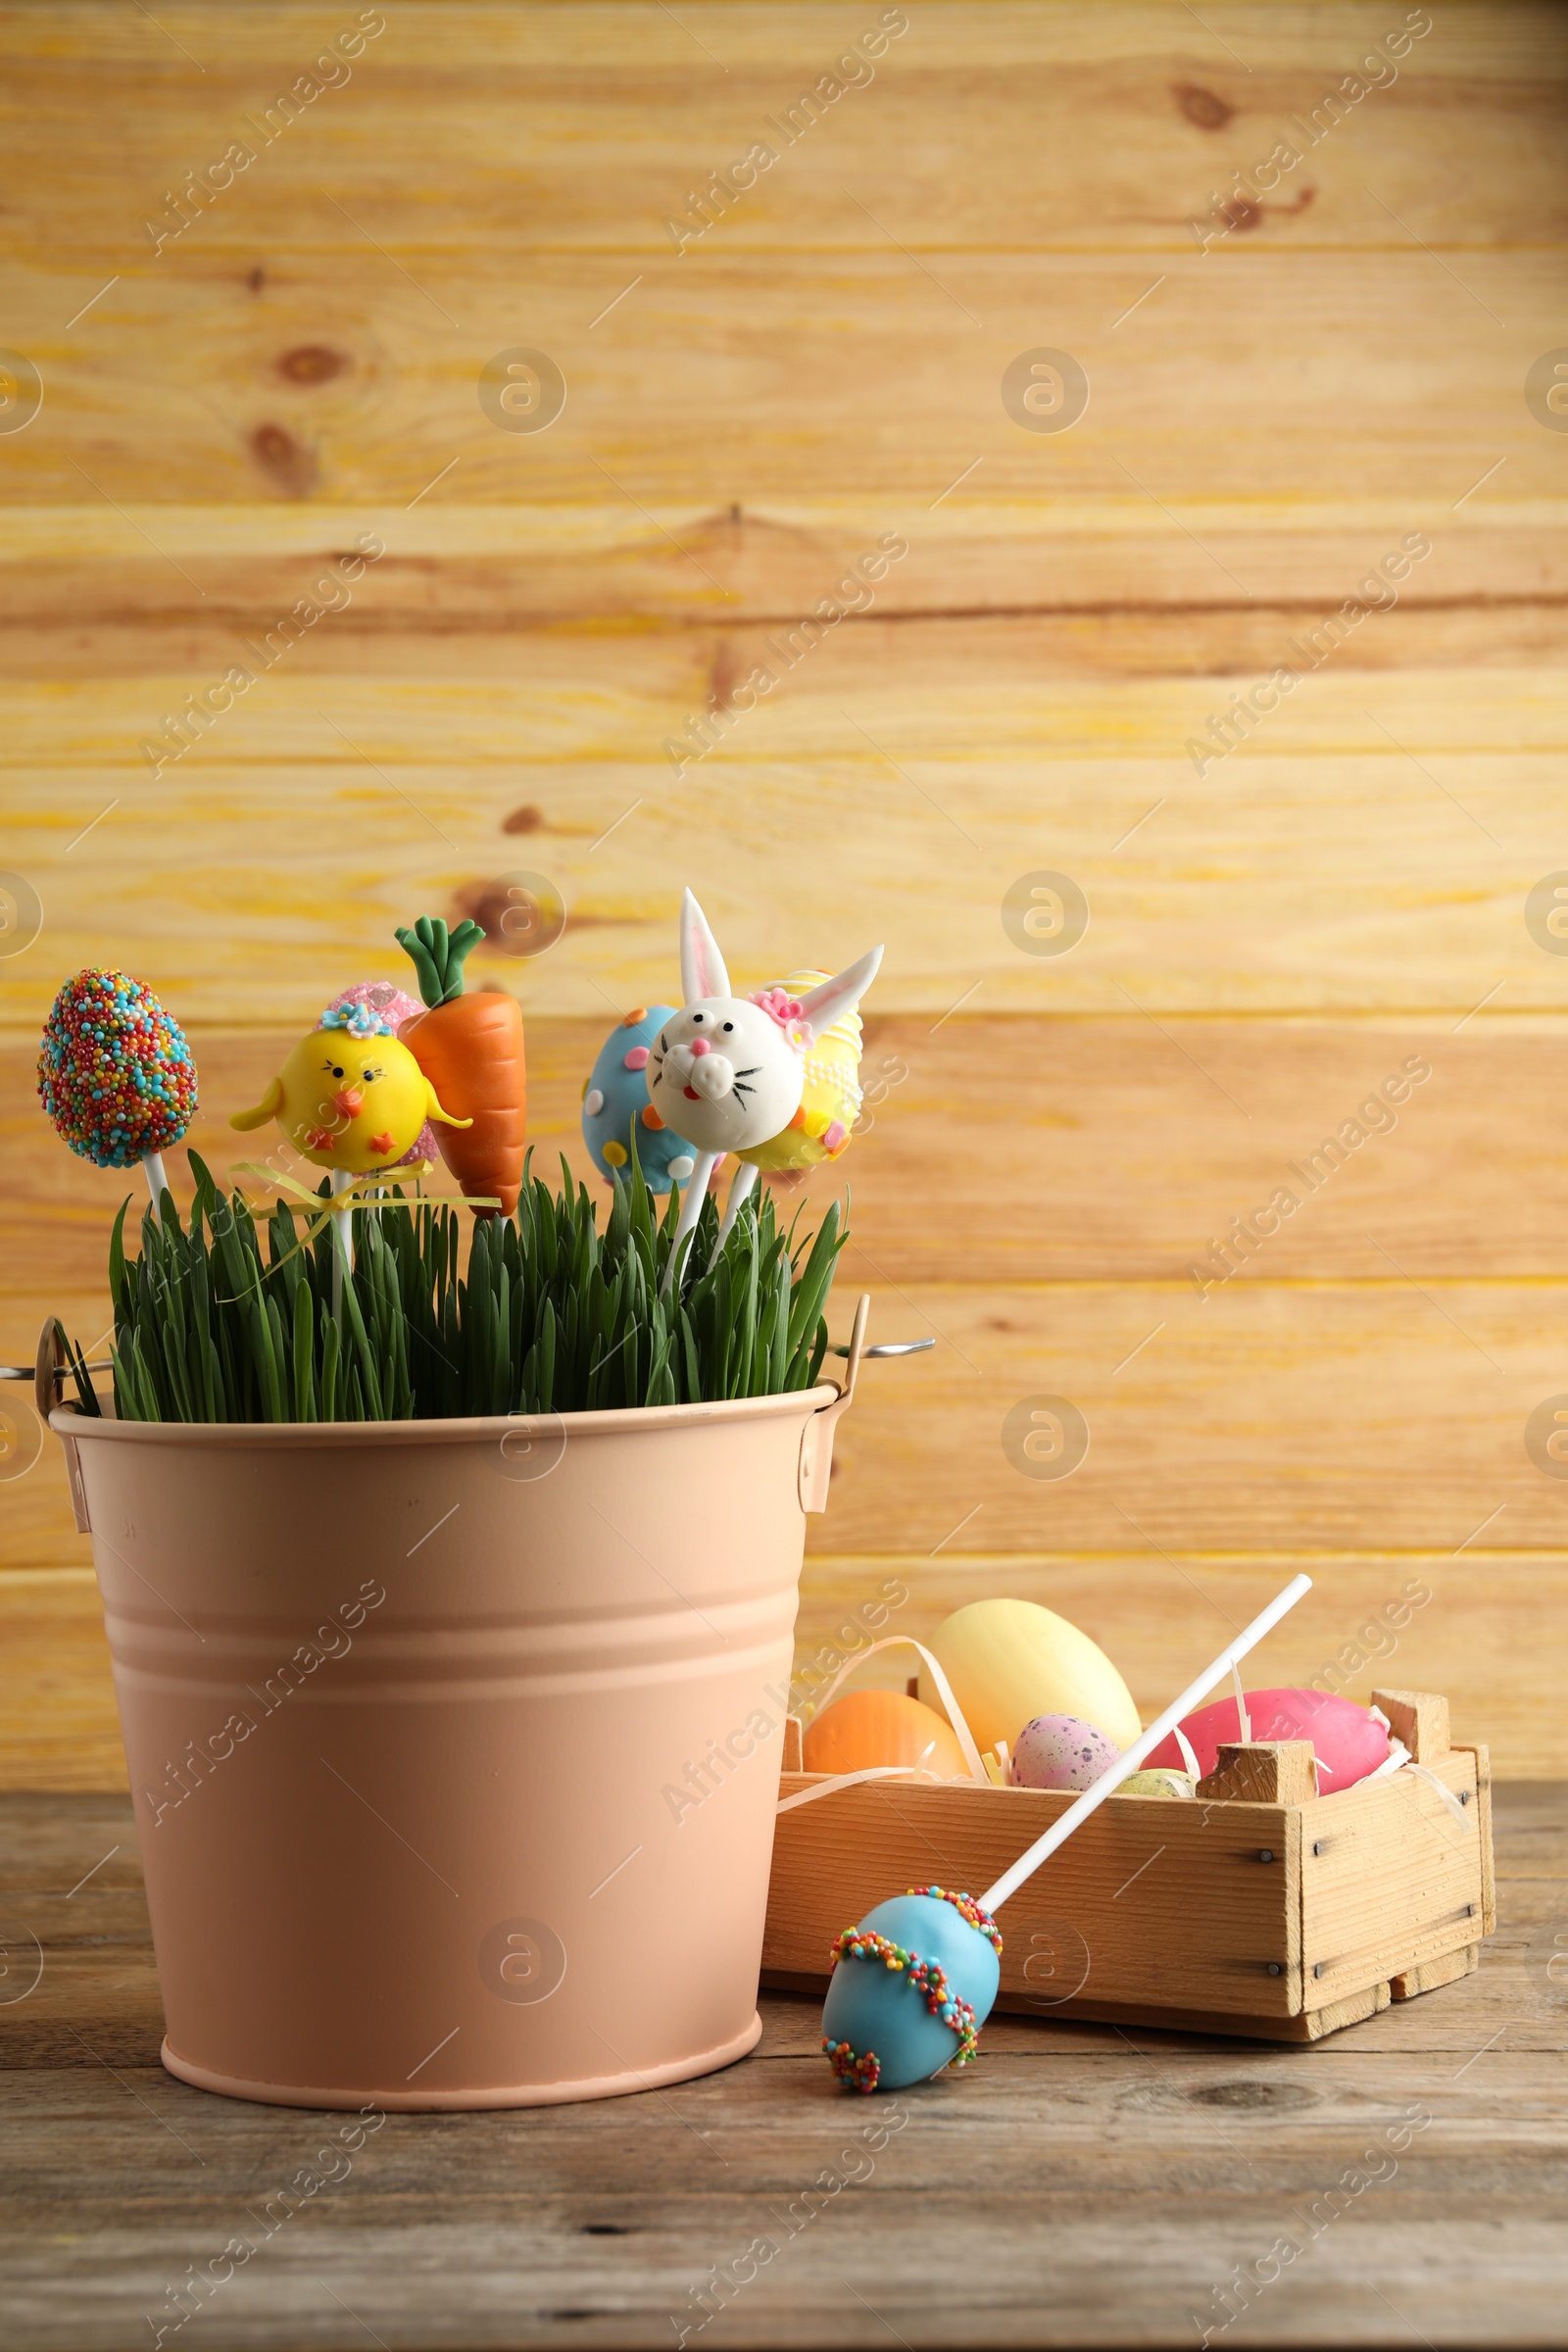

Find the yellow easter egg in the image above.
[{"left": 918, "top": 1598, "right": 1142, "bottom": 1754}]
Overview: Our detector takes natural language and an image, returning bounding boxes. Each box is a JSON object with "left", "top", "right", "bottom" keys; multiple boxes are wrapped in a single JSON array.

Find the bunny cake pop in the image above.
[
  {"left": 581, "top": 1005, "right": 699, "bottom": 1193},
  {"left": 38, "top": 969, "right": 198, "bottom": 1215},
  {"left": 649, "top": 890, "right": 882, "bottom": 1285}
]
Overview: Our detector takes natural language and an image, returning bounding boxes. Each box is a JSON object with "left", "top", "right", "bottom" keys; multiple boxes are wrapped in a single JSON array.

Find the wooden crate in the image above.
[{"left": 762, "top": 1690, "right": 1494, "bottom": 2043}]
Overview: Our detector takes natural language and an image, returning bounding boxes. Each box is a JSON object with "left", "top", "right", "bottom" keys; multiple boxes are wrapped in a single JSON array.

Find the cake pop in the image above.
[
  {"left": 394, "top": 916, "right": 527, "bottom": 1218},
  {"left": 649, "top": 890, "right": 882, "bottom": 1287},
  {"left": 231, "top": 1007, "right": 472, "bottom": 1300},
  {"left": 229, "top": 1010, "right": 469, "bottom": 1173},
  {"left": 37, "top": 969, "right": 198, "bottom": 1214},
  {"left": 321, "top": 981, "right": 437, "bottom": 1170},
  {"left": 820, "top": 1575, "right": 1312, "bottom": 2091},
  {"left": 581, "top": 1006, "right": 699, "bottom": 1192},
  {"left": 712, "top": 965, "right": 869, "bottom": 1249}
]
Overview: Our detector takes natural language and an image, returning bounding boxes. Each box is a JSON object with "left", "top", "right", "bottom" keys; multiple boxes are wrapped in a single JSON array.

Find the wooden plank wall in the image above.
[{"left": 2, "top": 2, "right": 1565, "bottom": 1782}]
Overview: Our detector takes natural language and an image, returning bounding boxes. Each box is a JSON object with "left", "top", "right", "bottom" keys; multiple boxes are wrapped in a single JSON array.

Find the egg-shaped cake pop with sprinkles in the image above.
[
  {"left": 321, "top": 981, "right": 437, "bottom": 1170},
  {"left": 581, "top": 1006, "right": 700, "bottom": 1192},
  {"left": 736, "top": 967, "right": 865, "bottom": 1175},
  {"left": 38, "top": 969, "right": 197, "bottom": 1169}
]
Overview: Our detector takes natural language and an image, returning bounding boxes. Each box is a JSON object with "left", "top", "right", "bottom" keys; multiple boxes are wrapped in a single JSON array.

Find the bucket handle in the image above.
[
  {"left": 799, "top": 1294, "right": 869, "bottom": 1512},
  {"left": 32, "top": 1317, "right": 92, "bottom": 1533}
]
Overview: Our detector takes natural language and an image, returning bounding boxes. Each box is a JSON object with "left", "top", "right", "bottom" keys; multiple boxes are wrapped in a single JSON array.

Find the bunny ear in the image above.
[
  {"left": 679, "top": 888, "right": 731, "bottom": 1003},
  {"left": 798, "top": 944, "right": 883, "bottom": 1039}
]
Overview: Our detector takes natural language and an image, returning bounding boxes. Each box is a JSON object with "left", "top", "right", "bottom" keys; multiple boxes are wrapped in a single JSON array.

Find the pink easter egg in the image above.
[
  {"left": 1141, "top": 1688, "right": 1391, "bottom": 1792},
  {"left": 1011, "top": 1713, "right": 1121, "bottom": 1791}
]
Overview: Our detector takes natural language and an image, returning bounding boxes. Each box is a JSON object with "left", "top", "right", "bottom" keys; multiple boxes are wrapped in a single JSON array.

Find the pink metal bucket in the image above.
[{"left": 49, "top": 1311, "right": 864, "bottom": 2109}]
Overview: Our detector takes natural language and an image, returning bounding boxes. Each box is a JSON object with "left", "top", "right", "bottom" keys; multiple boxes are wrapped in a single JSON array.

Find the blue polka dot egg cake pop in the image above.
[{"left": 581, "top": 1006, "right": 700, "bottom": 1191}]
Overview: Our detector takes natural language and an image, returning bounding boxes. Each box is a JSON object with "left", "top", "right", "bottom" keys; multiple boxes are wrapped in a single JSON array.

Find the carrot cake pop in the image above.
[{"left": 37, "top": 969, "right": 198, "bottom": 1215}]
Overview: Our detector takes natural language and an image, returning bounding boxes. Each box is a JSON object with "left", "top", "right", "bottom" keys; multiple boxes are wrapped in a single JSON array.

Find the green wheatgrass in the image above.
[{"left": 59, "top": 1145, "right": 847, "bottom": 1425}]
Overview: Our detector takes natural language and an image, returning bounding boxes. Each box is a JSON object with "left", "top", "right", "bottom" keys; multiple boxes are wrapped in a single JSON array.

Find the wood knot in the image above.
[
  {"left": 246, "top": 265, "right": 267, "bottom": 292},
  {"left": 1176, "top": 83, "right": 1233, "bottom": 130},
  {"left": 277, "top": 344, "right": 346, "bottom": 385},
  {"left": 502, "top": 804, "right": 544, "bottom": 835},
  {"left": 250, "top": 421, "right": 318, "bottom": 496},
  {"left": 1189, "top": 2080, "right": 1317, "bottom": 2111},
  {"left": 1218, "top": 195, "right": 1261, "bottom": 233}
]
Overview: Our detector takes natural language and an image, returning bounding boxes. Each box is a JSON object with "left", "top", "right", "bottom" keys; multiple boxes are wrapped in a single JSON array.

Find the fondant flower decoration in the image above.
[
  {"left": 750, "top": 985, "right": 813, "bottom": 1050},
  {"left": 321, "top": 1003, "right": 397, "bottom": 1039}
]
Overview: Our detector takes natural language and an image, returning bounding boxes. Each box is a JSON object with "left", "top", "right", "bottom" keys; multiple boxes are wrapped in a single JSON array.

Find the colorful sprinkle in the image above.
[
  {"left": 620, "top": 1005, "right": 648, "bottom": 1026},
  {"left": 622, "top": 1046, "right": 650, "bottom": 1071},
  {"left": 822, "top": 2037, "right": 881, "bottom": 2092},
  {"left": 37, "top": 969, "right": 197, "bottom": 1170},
  {"left": 641, "top": 1104, "right": 663, "bottom": 1130},
  {"left": 602, "top": 1139, "right": 627, "bottom": 1167},
  {"left": 908, "top": 1886, "right": 1004, "bottom": 1955}
]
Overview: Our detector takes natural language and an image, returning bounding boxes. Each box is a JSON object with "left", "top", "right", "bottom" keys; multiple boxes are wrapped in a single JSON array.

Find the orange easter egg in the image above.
[{"left": 803, "top": 1689, "right": 966, "bottom": 1779}]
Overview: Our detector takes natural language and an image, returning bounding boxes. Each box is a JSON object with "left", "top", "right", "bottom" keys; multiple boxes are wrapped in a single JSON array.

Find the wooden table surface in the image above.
[{"left": 3, "top": 1788, "right": 1564, "bottom": 2351}]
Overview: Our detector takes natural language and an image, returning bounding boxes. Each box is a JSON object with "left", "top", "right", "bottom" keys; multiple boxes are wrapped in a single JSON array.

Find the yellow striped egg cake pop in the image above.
[{"left": 736, "top": 968, "right": 864, "bottom": 1174}]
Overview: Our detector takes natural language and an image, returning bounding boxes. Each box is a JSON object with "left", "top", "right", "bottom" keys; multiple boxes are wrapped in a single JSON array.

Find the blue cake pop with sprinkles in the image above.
[
  {"left": 821, "top": 1888, "right": 1002, "bottom": 2093},
  {"left": 581, "top": 1005, "right": 699, "bottom": 1192}
]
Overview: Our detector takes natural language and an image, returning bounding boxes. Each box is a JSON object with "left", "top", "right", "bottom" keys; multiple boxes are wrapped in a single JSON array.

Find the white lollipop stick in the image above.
[
  {"left": 662, "top": 1149, "right": 716, "bottom": 1296},
  {"left": 713, "top": 1158, "right": 760, "bottom": 1253},
  {"left": 329, "top": 1165, "right": 355, "bottom": 1312},
  {"left": 140, "top": 1150, "right": 170, "bottom": 1226},
  {"left": 978, "top": 1573, "right": 1312, "bottom": 1914}
]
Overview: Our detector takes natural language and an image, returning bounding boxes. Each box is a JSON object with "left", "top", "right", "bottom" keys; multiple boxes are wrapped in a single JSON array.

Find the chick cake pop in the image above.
[
  {"left": 581, "top": 1006, "right": 699, "bottom": 1192},
  {"left": 38, "top": 969, "right": 198, "bottom": 1211},
  {"left": 321, "top": 981, "right": 437, "bottom": 1170},
  {"left": 229, "top": 1008, "right": 469, "bottom": 1171}
]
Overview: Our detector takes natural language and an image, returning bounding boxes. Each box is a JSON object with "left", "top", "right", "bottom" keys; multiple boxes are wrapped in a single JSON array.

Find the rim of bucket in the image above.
[{"left": 48, "top": 1380, "right": 843, "bottom": 1448}]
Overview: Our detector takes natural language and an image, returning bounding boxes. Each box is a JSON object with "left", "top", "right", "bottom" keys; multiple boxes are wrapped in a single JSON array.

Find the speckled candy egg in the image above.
[
  {"left": 582, "top": 1006, "right": 699, "bottom": 1191},
  {"left": 1010, "top": 1713, "right": 1121, "bottom": 1791},
  {"left": 1117, "top": 1768, "right": 1195, "bottom": 1800}
]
